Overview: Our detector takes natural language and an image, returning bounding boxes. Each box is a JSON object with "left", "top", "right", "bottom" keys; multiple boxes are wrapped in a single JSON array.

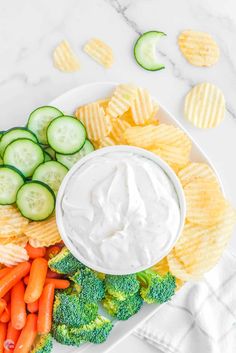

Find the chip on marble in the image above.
[
  {"left": 84, "top": 38, "right": 114, "bottom": 68},
  {"left": 53, "top": 40, "right": 80, "bottom": 72}
]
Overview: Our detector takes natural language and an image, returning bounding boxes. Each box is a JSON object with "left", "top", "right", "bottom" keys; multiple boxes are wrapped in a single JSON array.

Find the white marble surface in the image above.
[{"left": 1, "top": 0, "right": 236, "bottom": 352}]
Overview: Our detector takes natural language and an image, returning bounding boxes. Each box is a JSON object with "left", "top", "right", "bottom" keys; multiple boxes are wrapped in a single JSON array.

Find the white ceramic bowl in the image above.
[{"left": 56, "top": 145, "right": 186, "bottom": 275}]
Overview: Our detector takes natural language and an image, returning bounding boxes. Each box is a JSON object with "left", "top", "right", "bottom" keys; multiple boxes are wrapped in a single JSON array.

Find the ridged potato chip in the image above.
[
  {"left": 25, "top": 216, "right": 61, "bottom": 247},
  {"left": 178, "top": 162, "right": 218, "bottom": 187},
  {"left": 96, "top": 98, "right": 110, "bottom": 110},
  {"left": 53, "top": 40, "right": 80, "bottom": 72},
  {"left": 0, "top": 205, "right": 28, "bottom": 238},
  {"left": 167, "top": 250, "right": 201, "bottom": 282},
  {"left": 106, "top": 84, "right": 138, "bottom": 118},
  {"left": 84, "top": 38, "right": 114, "bottom": 68},
  {"left": 131, "top": 88, "right": 155, "bottom": 125},
  {"left": 0, "top": 244, "right": 29, "bottom": 266},
  {"left": 184, "top": 83, "right": 225, "bottom": 128},
  {"left": 151, "top": 144, "right": 190, "bottom": 169},
  {"left": 184, "top": 178, "right": 227, "bottom": 226},
  {"left": 0, "top": 234, "right": 28, "bottom": 247},
  {"left": 76, "top": 102, "right": 112, "bottom": 140},
  {"left": 109, "top": 118, "right": 131, "bottom": 143},
  {"left": 99, "top": 136, "right": 116, "bottom": 148},
  {"left": 124, "top": 125, "right": 159, "bottom": 148},
  {"left": 153, "top": 124, "right": 191, "bottom": 152},
  {"left": 119, "top": 109, "right": 135, "bottom": 126},
  {"left": 178, "top": 30, "right": 220, "bottom": 67}
]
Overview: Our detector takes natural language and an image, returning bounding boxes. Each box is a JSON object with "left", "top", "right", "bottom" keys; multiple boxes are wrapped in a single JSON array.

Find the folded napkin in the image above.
[{"left": 135, "top": 251, "right": 236, "bottom": 353}]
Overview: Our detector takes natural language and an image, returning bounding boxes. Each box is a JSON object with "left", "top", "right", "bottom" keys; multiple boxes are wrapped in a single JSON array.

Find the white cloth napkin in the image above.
[{"left": 134, "top": 251, "right": 236, "bottom": 353}]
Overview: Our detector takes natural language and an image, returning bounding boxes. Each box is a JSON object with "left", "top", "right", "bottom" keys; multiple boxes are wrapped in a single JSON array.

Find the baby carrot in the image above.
[
  {"left": 27, "top": 300, "right": 39, "bottom": 313},
  {"left": 46, "top": 269, "right": 62, "bottom": 279},
  {"left": 24, "top": 258, "right": 48, "bottom": 304},
  {"left": 0, "top": 269, "right": 11, "bottom": 280},
  {"left": 24, "top": 276, "right": 70, "bottom": 289},
  {"left": 2, "top": 293, "right": 10, "bottom": 304},
  {"left": 0, "top": 299, "right": 6, "bottom": 317},
  {"left": 0, "top": 262, "right": 31, "bottom": 299},
  {"left": 0, "top": 322, "right": 7, "bottom": 353},
  {"left": 45, "top": 245, "right": 61, "bottom": 260},
  {"left": 11, "top": 281, "right": 26, "bottom": 330},
  {"left": 37, "top": 283, "right": 54, "bottom": 334},
  {"left": 3, "top": 321, "right": 21, "bottom": 353},
  {"left": 0, "top": 303, "right": 10, "bottom": 323},
  {"left": 25, "top": 244, "right": 46, "bottom": 259},
  {"left": 14, "top": 314, "right": 37, "bottom": 353}
]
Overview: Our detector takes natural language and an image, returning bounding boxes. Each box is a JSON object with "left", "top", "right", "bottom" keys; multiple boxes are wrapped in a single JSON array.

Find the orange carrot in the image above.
[
  {"left": 0, "top": 322, "right": 7, "bottom": 353},
  {"left": 25, "top": 244, "right": 46, "bottom": 259},
  {"left": 0, "top": 269, "right": 11, "bottom": 280},
  {"left": 45, "top": 245, "right": 61, "bottom": 260},
  {"left": 0, "top": 299, "right": 7, "bottom": 317},
  {"left": 0, "top": 303, "right": 10, "bottom": 323},
  {"left": 3, "top": 321, "right": 21, "bottom": 353},
  {"left": 11, "top": 281, "right": 26, "bottom": 330},
  {"left": 24, "top": 276, "right": 70, "bottom": 289},
  {"left": 46, "top": 269, "right": 62, "bottom": 279},
  {"left": 0, "top": 262, "right": 31, "bottom": 299},
  {"left": 14, "top": 314, "right": 37, "bottom": 353},
  {"left": 2, "top": 293, "right": 10, "bottom": 304},
  {"left": 27, "top": 300, "right": 39, "bottom": 313},
  {"left": 24, "top": 258, "right": 48, "bottom": 304},
  {"left": 37, "top": 283, "right": 54, "bottom": 334}
]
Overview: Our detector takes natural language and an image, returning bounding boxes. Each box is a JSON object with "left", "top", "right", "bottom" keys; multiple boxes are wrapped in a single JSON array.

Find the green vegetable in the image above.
[
  {"left": 102, "top": 292, "right": 143, "bottom": 320},
  {"left": 52, "top": 323, "right": 85, "bottom": 346},
  {"left": 137, "top": 270, "right": 176, "bottom": 304},
  {"left": 104, "top": 274, "right": 140, "bottom": 301},
  {"left": 48, "top": 247, "right": 85, "bottom": 275},
  {"left": 53, "top": 293, "right": 98, "bottom": 327},
  {"left": 70, "top": 268, "right": 105, "bottom": 303},
  {"left": 30, "top": 334, "right": 53, "bottom": 353}
]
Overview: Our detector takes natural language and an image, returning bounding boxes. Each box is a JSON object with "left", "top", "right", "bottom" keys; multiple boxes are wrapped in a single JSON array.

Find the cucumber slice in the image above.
[
  {"left": 44, "top": 151, "right": 52, "bottom": 162},
  {"left": 134, "top": 31, "right": 166, "bottom": 71},
  {"left": 3, "top": 138, "right": 44, "bottom": 177},
  {"left": 47, "top": 116, "right": 86, "bottom": 154},
  {"left": 0, "top": 131, "right": 4, "bottom": 141},
  {"left": 0, "top": 127, "right": 38, "bottom": 156},
  {"left": 56, "top": 139, "right": 94, "bottom": 169},
  {"left": 32, "top": 161, "right": 68, "bottom": 194},
  {"left": 16, "top": 181, "right": 55, "bottom": 221},
  {"left": 0, "top": 165, "right": 25, "bottom": 204},
  {"left": 44, "top": 146, "right": 56, "bottom": 160},
  {"left": 27, "top": 106, "right": 63, "bottom": 145}
]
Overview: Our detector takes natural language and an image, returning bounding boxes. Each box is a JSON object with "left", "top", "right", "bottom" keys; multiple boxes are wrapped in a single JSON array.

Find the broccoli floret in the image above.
[
  {"left": 48, "top": 247, "right": 85, "bottom": 275},
  {"left": 30, "top": 334, "right": 53, "bottom": 353},
  {"left": 70, "top": 315, "right": 113, "bottom": 344},
  {"left": 137, "top": 270, "right": 176, "bottom": 304},
  {"left": 104, "top": 274, "right": 140, "bottom": 301},
  {"left": 102, "top": 292, "right": 143, "bottom": 320},
  {"left": 52, "top": 324, "right": 85, "bottom": 347},
  {"left": 70, "top": 268, "right": 105, "bottom": 303},
  {"left": 53, "top": 293, "right": 98, "bottom": 327}
]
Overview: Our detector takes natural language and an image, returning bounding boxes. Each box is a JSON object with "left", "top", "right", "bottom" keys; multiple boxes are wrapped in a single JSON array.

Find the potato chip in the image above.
[
  {"left": 184, "top": 83, "right": 225, "bottom": 128},
  {"left": 106, "top": 84, "right": 138, "bottom": 118},
  {"left": 98, "top": 136, "right": 116, "bottom": 148},
  {"left": 0, "top": 244, "right": 29, "bottom": 266},
  {"left": 84, "top": 38, "right": 114, "bottom": 68},
  {"left": 184, "top": 179, "right": 227, "bottom": 226},
  {"left": 154, "top": 124, "right": 192, "bottom": 152},
  {"left": 178, "top": 162, "right": 218, "bottom": 187},
  {"left": 151, "top": 144, "right": 190, "bottom": 169},
  {"left": 25, "top": 216, "right": 61, "bottom": 247},
  {"left": 53, "top": 40, "right": 80, "bottom": 72},
  {"left": 76, "top": 102, "right": 112, "bottom": 140},
  {"left": 119, "top": 109, "right": 135, "bottom": 126},
  {"left": 0, "top": 205, "right": 28, "bottom": 238},
  {"left": 124, "top": 125, "right": 159, "bottom": 148},
  {"left": 0, "top": 234, "right": 28, "bottom": 247},
  {"left": 96, "top": 98, "right": 110, "bottom": 110},
  {"left": 167, "top": 250, "right": 201, "bottom": 282},
  {"left": 109, "top": 118, "right": 131, "bottom": 143},
  {"left": 178, "top": 30, "right": 220, "bottom": 67},
  {"left": 131, "top": 88, "right": 155, "bottom": 125}
]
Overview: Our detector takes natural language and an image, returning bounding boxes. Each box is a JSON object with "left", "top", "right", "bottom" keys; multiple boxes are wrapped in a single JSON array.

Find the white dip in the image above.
[{"left": 61, "top": 151, "right": 181, "bottom": 272}]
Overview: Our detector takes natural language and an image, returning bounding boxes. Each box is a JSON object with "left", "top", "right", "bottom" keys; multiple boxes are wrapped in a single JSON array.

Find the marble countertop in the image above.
[{"left": 1, "top": 0, "right": 236, "bottom": 352}]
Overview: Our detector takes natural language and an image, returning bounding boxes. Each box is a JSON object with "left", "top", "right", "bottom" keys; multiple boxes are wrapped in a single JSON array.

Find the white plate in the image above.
[{"left": 49, "top": 82, "right": 224, "bottom": 353}]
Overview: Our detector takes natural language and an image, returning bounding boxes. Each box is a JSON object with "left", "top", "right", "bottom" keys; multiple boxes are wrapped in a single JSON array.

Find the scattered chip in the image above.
[
  {"left": 178, "top": 30, "right": 220, "bottom": 67},
  {"left": 24, "top": 216, "right": 61, "bottom": 247},
  {"left": 131, "top": 88, "right": 155, "bottom": 125},
  {"left": 99, "top": 136, "right": 116, "bottom": 148},
  {"left": 106, "top": 84, "right": 138, "bottom": 118},
  {"left": 84, "top": 38, "right": 114, "bottom": 68},
  {"left": 53, "top": 40, "right": 80, "bottom": 72},
  {"left": 76, "top": 102, "right": 112, "bottom": 140},
  {"left": 184, "top": 83, "right": 225, "bottom": 128},
  {"left": 0, "top": 234, "right": 28, "bottom": 247},
  {"left": 0, "top": 244, "right": 29, "bottom": 266},
  {"left": 0, "top": 205, "right": 28, "bottom": 238},
  {"left": 178, "top": 162, "right": 218, "bottom": 187},
  {"left": 109, "top": 118, "right": 131, "bottom": 143},
  {"left": 184, "top": 178, "right": 227, "bottom": 226}
]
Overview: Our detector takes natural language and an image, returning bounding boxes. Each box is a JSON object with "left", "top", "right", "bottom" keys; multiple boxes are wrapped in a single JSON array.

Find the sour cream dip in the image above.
[{"left": 57, "top": 146, "right": 185, "bottom": 275}]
